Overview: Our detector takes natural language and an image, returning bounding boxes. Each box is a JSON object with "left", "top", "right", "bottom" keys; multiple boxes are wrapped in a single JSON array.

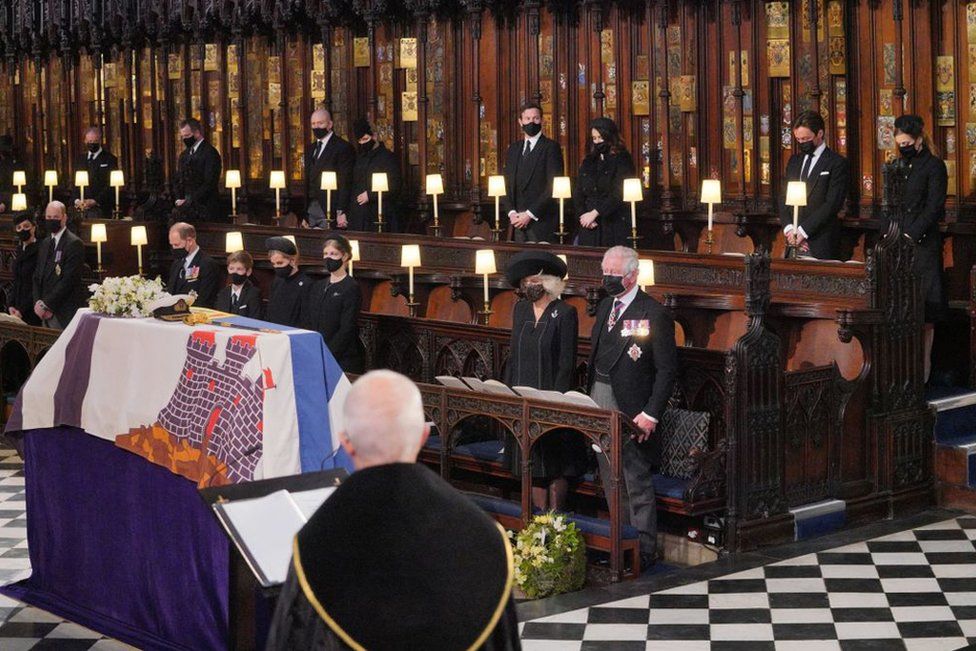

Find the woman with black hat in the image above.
[
  {"left": 303, "top": 234, "right": 364, "bottom": 373},
  {"left": 887, "top": 115, "right": 947, "bottom": 381},
  {"left": 264, "top": 236, "right": 311, "bottom": 328},
  {"left": 575, "top": 117, "right": 636, "bottom": 248},
  {"left": 346, "top": 118, "right": 401, "bottom": 232},
  {"left": 8, "top": 214, "right": 40, "bottom": 325},
  {"left": 503, "top": 250, "right": 584, "bottom": 512}
]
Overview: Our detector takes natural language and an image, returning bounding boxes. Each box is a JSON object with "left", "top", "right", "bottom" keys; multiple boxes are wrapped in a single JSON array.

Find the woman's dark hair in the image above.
[
  {"left": 894, "top": 114, "right": 938, "bottom": 157},
  {"left": 588, "top": 117, "right": 628, "bottom": 158},
  {"left": 323, "top": 233, "right": 353, "bottom": 259}
]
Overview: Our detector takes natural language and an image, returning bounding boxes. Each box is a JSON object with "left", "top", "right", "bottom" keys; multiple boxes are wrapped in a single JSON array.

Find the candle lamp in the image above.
[
  {"left": 700, "top": 179, "right": 722, "bottom": 254},
  {"left": 349, "top": 239, "right": 360, "bottom": 277},
  {"left": 225, "top": 231, "right": 244, "bottom": 253},
  {"left": 269, "top": 171, "right": 286, "bottom": 221},
  {"left": 552, "top": 176, "right": 571, "bottom": 245},
  {"left": 91, "top": 223, "right": 107, "bottom": 273},
  {"left": 12, "top": 171, "right": 25, "bottom": 193},
  {"left": 75, "top": 171, "right": 90, "bottom": 216},
  {"left": 622, "top": 178, "right": 644, "bottom": 249},
  {"left": 425, "top": 174, "right": 444, "bottom": 237},
  {"left": 372, "top": 173, "right": 389, "bottom": 233},
  {"left": 320, "top": 171, "right": 338, "bottom": 230},
  {"left": 44, "top": 170, "right": 58, "bottom": 205},
  {"left": 225, "top": 170, "right": 242, "bottom": 221},
  {"left": 785, "top": 181, "right": 807, "bottom": 260},
  {"left": 110, "top": 170, "right": 125, "bottom": 219},
  {"left": 130, "top": 225, "right": 148, "bottom": 276},
  {"left": 475, "top": 249, "right": 496, "bottom": 325},
  {"left": 487, "top": 175, "right": 506, "bottom": 242},
  {"left": 638, "top": 258, "right": 655, "bottom": 291},
  {"left": 11, "top": 193, "right": 27, "bottom": 213},
  {"left": 400, "top": 244, "right": 421, "bottom": 316}
]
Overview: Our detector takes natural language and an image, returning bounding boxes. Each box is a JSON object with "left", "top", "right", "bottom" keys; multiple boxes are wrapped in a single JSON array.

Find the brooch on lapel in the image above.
[
  {"left": 627, "top": 344, "right": 642, "bottom": 361},
  {"left": 55, "top": 264, "right": 61, "bottom": 276},
  {"left": 333, "top": 291, "right": 341, "bottom": 297},
  {"left": 550, "top": 309, "right": 559, "bottom": 319},
  {"left": 620, "top": 319, "right": 650, "bottom": 337}
]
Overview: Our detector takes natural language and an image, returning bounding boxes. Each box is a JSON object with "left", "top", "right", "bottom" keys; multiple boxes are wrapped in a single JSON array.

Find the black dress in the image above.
[
  {"left": 575, "top": 149, "right": 635, "bottom": 248},
  {"left": 503, "top": 298, "right": 585, "bottom": 479},
  {"left": 346, "top": 142, "right": 401, "bottom": 232},
  {"left": 9, "top": 241, "right": 40, "bottom": 325},
  {"left": 882, "top": 147, "right": 948, "bottom": 323},
  {"left": 265, "top": 270, "right": 311, "bottom": 328},
  {"left": 302, "top": 275, "right": 364, "bottom": 373}
]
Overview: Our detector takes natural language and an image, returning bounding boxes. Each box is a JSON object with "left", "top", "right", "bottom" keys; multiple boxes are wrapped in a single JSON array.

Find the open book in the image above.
[
  {"left": 462, "top": 377, "right": 518, "bottom": 396},
  {"left": 512, "top": 386, "right": 600, "bottom": 408},
  {"left": 435, "top": 375, "right": 472, "bottom": 391},
  {"left": 212, "top": 487, "right": 337, "bottom": 587}
]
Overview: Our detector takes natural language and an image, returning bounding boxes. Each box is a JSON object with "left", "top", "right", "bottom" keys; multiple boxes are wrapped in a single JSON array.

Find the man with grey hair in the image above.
[
  {"left": 266, "top": 370, "right": 521, "bottom": 650},
  {"left": 74, "top": 126, "right": 119, "bottom": 218},
  {"left": 32, "top": 201, "right": 87, "bottom": 329},
  {"left": 588, "top": 245, "right": 677, "bottom": 568},
  {"left": 304, "top": 108, "right": 354, "bottom": 229}
]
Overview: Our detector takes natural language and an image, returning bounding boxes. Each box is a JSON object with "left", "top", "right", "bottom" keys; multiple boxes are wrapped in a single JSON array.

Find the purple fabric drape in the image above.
[{"left": 0, "top": 427, "right": 230, "bottom": 651}]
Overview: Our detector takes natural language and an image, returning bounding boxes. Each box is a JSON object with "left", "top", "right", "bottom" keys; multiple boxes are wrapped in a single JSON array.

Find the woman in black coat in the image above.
[
  {"left": 264, "top": 236, "right": 312, "bottom": 328},
  {"left": 303, "top": 234, "right": 364, "bottom": 373},
  {"left": 8, "top": 214, "right": 40, "bottom": 325},
  {"left": 502, "top": 251, "right": 584, "bottom": 512},
  {"left": 575, "top": 117, "right": 636, "bottom": 248},
  {"left": 888, "top": 115, "right": 947, "bottom": 382}
]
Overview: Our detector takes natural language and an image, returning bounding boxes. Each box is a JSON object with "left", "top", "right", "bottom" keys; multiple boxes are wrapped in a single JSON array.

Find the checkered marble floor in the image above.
[
  {"left": 0, "top": 446, "right": 134, "bottom": 650},
  {"left": 520, "top": 515, "right": 976, "bottom": 650}
]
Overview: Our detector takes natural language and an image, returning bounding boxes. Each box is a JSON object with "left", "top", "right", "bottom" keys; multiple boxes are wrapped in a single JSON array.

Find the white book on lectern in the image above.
[
  {"left": 213, "top": 487, "right": 337, "bottom": 587},
  {"left": 513, "top": 386, "right": 600, "bottom": 408},
  {"left": 462, "top": 377, "right": 516, "bottom": 396},
  {"left": 483, "top": 379, "right": 517, "bottom": 395},
  {"left": 435, "top": 375, "right": 472, "bottom": 391},
  {"left": 512, "top": 386, "right": 543, "bottom": 399}
]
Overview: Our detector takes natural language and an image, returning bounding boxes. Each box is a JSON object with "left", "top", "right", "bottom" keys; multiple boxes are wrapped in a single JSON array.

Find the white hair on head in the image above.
[
  {"left": 534, "top": 273, "right": 565, "bottom": 298},
  {"left": 603, "top": 246, "right": 638, "bottom": 274},
  {"left": 343, "top": 370, "right": 426, "bottom": 465},
  {"left": 46, "top": 201, "right": 67, "bottom": 217}
]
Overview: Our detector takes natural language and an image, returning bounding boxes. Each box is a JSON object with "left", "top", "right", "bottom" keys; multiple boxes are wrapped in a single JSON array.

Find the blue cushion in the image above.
[
  {"left": 424, "top": 436, "right": 505, "bottom": 462},
  {"left": 466, "top": 494, "right": 523, "bottom": 518},
  {"left": 465, "top": 494, "right": 639, "bottom": 541},
  {"left": 425, "top": 435, "right": 443, "bottom": 451},
  {"left": 653, "top": 474, "right": 690, "bottom": 500}
]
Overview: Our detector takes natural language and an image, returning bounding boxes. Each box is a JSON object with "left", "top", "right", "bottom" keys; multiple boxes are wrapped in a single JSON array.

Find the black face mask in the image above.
[
  {"left": 171, "top": 246, "right": 188, "bottom": 260},
  {"left": 899, "top": 144, "right": 918, "bottom": 159},
  {"left": 602, "top": 274, "right": 626, "bottom": 296},
  {"left": 87, "top": 143, "right": 100, "bottom": 154},
  {"left": 358, "top": 141, "right": 373, "bottom": 155},
  {"left": 312, "top": 127, "right": 329, "bottom": 140},
  {"left": 275, "top": 266, "right": 293, "bottom": 279},
  {"left": 797, "top": 140, "right": 816, "bottom": 156},
  {"left": 594, "top": 141, "right": 611, "bottom": 156},
  {"left": 324, "top": 257, "right": 343, "bottom": 273},
  {"left": 523, "top": 284, "right": 546, "bottom": 302},
  {"left": 522, "top": 122, "right": 542, "bottom": 138},
  {"left": 16, "top": 229, "right": 31, "bottom": 242},
  {"left": 46, "top": 219, "right": 63, "bottom": 234},
  {"left": 183, "top": 136, "right": 196, "bottom": 149},
  {"left": 229, "top": 272, "right": 247, "bottom": 285}
]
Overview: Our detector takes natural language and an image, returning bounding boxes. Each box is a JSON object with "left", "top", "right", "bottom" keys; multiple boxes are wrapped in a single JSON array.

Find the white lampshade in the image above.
[
  {"left": 320, "top": 171, "right": 338, "bottom": 191},
  {"left": 552, "top": 176, "right": 572, "bottom": 199},
  {"left": 487, "top": 175, "right": 506, "bottom": 197},
  {"left": 44, "top": 170, "right": 58, "bottom": 187},
  {"left": 638, "top": 259, "right": 655, "bottom": 288},
  {"left": 75, "top": 170, "right": 89, "bottom": 188},
  {"left": 556, "top": 253, "right": 568, "bottom": 280},
  {"left": 700, "top": 179, "right": 722, "bottom": 205},
  {"left": 622, "top": 178, "right": 643, "bottom": 202},
  {"left": 785, "top": 181, "right": 808, "bottom": 207},
  {"left": 110, "top": 170, "right": 125, "bottom": 188},
  {"left": 90, "top": 223, "right": 107, "bottom": 244},
  {"left": 269, "top": 170, "right": 286, "bottom": 189},
  {"left": 349, "top": 239, "right": 361, "bottom": 262},
  {"left": 225, "top": 231, "right": 244, "bottom": 253},
  {"left": 225, "top": 170, "right": 242, "bottom": 189},
  {"left": 425, "top": 174, "right": 444, "bottom": 195},
  {"left": 11, "top": 193, "right": 27, "bottom": 212},
  {"left": 12, "top": 171, "right": 26, "bottom": 188},
  {"left": 130, "top": 225, "right": 148, "bottom": 246},
  {"left": 283, "top": 235, "right": 297, "bottom": 246},
  {"left": 475, "top": 249, "right": 496, "bottom": 275},
  {"left": 401, "top": 244, "right": 421, "bottom": 268},
  {"left": 372, "top": 172, "right": 389, "bottom": 193}
]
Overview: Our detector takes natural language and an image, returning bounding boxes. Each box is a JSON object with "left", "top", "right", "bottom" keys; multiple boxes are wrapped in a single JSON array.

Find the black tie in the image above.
[
  {"left": 231, "top": 293, "right": 239, "bottom": 310},
  {"left": 523, "top": 140, "right": 531, "bottom": 157},
  {"left": 88, "top": 153, "right": 93, "bottom": 162},
  {"left": 800, "top": 155, "right": 812, "bottom": 182},
  {"left": 314, "top": 141, "right": 323, "bottom": 160}
]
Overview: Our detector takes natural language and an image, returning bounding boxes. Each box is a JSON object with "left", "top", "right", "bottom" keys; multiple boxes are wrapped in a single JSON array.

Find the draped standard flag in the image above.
[{"left": 6, "top": 310, "right": 353, "bottom": 486}]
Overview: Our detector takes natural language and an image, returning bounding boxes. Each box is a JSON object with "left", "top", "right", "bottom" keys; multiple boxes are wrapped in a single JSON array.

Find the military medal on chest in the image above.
[
  {"left": 55, "top": 264, "right": 61, "bottom": 276},
  {"left": 627, "top": 343, "right": 642, "bottom": 361}
]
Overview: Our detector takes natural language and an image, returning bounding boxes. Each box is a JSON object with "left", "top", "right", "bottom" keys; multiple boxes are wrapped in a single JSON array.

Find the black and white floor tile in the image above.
[
  {"left": 519, "top": 515, "right": 976, "bottom": 650},
  {"left": 0, "top": 446, "right": 134, "bottom": 650}
]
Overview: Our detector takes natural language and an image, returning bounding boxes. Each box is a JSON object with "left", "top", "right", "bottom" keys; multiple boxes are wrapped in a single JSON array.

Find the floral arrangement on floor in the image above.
[
  {"left": 88, "top": 275, "right": 167, "bottom": 318},
  {"left": 511, "top": 512, "right": 586, "bottom": 599}
]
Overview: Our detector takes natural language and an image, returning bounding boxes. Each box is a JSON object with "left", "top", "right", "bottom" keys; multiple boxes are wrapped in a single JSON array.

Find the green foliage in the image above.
[{"left": 511, "top": 512, "right": 586, "bottom": 600}]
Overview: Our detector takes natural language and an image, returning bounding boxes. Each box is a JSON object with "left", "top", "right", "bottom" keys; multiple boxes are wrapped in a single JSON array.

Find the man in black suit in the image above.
[
  {"left": 305, "top": 108, "right": 355, "bottom": 229},
  {"left": 588, "top": 245, "right": 677, "bottom": 566},
  {"left": 347, "top": 118, "right": 401, "bottom": 232},
  {"left": 166, "top": 222, "right": 220, "bottom": 308},
  {"left": 173, "top": 118, "right": 222, "bottom": 222},
  {"left": 778, "top": 110, "right": 850, "bottom": 260},
  {"left": 74, "top": 126, "right": 119, "bottom": 219},
  {"left": 32, "top": 202, "right": 88, "bottom": 329},
  {"left": 502, "top": 103, "right": 564, "bottom": 243}
]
